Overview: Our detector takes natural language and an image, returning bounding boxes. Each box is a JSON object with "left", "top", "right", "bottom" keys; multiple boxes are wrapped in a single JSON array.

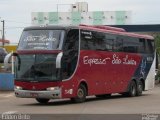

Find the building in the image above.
[{"left": 31, "top": 2, "right": 131, "bottom": 25}]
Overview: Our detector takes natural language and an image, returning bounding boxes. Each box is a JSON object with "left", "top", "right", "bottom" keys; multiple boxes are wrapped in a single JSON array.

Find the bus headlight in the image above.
[
  {"left": 14, "top": 86, "right": 22, "bottom": 90},
  {"left": 47, "top": 87, "right": 60, "bottom": 91}
]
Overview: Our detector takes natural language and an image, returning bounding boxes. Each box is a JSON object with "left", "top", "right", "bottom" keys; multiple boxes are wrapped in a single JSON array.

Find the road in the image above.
[{"left": 0, "top": 84, "right": 160, "bottom": 120}]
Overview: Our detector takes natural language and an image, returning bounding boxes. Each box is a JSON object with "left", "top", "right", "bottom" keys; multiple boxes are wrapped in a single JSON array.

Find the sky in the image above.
[{"left": 0, "top": 0, "right": 160, "bottom": 44}]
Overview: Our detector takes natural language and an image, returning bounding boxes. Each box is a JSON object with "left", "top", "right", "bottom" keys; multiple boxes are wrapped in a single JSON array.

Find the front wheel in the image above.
[
  {"left": 71, "top": 84, "right": 87, "bottom": 103},
  {"left": 36, "top": 98, "right": 50, "bottom": 104}
]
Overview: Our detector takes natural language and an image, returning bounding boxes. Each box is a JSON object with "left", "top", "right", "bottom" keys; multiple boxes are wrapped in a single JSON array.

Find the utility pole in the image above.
[{"left": 1, "top": 20, "right": 5, "bottom": 47}]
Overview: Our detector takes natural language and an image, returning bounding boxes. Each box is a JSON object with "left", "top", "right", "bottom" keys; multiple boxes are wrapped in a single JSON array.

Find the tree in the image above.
[{"left": 155, "top": 35, "right": 160, "bottom": 55}]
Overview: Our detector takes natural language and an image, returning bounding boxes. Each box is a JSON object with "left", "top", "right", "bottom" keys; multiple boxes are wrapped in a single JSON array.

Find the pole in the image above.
[
  {"left": 11, "top": 51, "right": 14, "bottom": 74},
  {"left": 1, "top": 20, "right": 5, "bottom": 47}
]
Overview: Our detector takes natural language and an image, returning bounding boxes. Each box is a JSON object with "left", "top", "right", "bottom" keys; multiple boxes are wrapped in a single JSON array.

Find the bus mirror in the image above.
[
  {"left": 12, "top": 52, "right": 21, "bottom": 71},
  {"left": 4, "top": 53, "right": 12, "bottom": 71},
  {"left": 13, "top": 52, "right": 18, "bottom": 56},
  {"left": 56, "top": 52, "right": 63, "bottom": 69}
]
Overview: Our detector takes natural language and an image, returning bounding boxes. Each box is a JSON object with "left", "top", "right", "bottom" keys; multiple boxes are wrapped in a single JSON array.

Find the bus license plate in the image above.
[{"left": 30, "top": 93, "right": 38, "bottom": 97}]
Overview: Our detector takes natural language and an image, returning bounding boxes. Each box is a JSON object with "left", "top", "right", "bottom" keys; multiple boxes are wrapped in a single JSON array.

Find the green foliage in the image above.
[{"left": 155, "top": 35, "right": 160, "bottom": 55}]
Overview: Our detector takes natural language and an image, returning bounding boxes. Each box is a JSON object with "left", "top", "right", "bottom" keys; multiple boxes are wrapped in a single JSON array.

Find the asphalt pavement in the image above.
[{"left": 0, "top": 84, "right": 160, "bottom": 120}]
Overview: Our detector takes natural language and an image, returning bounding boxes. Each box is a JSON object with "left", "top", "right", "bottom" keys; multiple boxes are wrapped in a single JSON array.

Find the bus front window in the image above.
[
  {"left": 15, "top": 54, "right": 60, "bottom": 81},
  {"left": 18, "top": 30, "right": 64, "bottom": 50}
]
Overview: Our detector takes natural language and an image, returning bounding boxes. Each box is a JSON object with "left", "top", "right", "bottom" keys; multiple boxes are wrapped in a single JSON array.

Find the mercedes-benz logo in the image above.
[{"left": 32, "top": 86, "right": 35, "bottom": 90}]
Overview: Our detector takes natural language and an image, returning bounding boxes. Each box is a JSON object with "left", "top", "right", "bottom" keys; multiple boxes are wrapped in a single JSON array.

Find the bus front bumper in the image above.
[{"left": 15, "top": 89, "right": 61, "bottom": 99}]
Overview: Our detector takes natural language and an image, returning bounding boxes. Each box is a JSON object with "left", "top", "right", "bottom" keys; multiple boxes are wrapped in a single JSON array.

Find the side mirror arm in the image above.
[{"left": 56, "top": 52, "right": 63, "bottom": 69}]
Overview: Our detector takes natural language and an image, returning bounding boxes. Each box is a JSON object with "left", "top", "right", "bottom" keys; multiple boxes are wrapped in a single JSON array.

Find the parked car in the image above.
[{"left": 0, "top": 48, "right": 8, "bottom": 63}]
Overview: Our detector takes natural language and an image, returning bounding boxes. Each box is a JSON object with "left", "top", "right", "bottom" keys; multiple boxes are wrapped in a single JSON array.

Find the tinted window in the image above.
[
  {"left": 138, "top": 39, "right": 145, "bottom": 53},
  {"left": 18, "top": 30, "right": 65, "bottom": 50},
  {"left": 115, "top": 36, "right": 123, "bottom": 52},
  {"left": 62, "top": 29, "right": 79, "bottom": 79},
  {"left": 81, "top": 30, "right": 115, "bottom": 51},
  {"left": 81, "top": 30, "right": 93, "bottom": 50},
  {"left": 146, "top": 39, "right": 154, "bottom": 53},
  {"left": 103, "top": 33, "right": 115, "bottom": 51},
  {"left": 93, "top": 32, "right": 106, "bottom": 50},
  {"left": 64, "top": 29, "right": 79, "bottom": 51},
  {"left": 123, "top": 37, "right": 139, "bottom": 53},
  {"left": 15, "top": 54, "right": 59, "bottom": 81},
  {"left": 81, "top": 29, "right": 153, "bottom": 54},
  {"left": 81, "top": 30, "right": 100, "bottom": 50}
]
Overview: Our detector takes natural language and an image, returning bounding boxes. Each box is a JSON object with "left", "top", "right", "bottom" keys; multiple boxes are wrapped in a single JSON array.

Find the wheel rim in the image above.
[
  {"left": 138, "top": 81, "right": 143, "bottom": 93},
  {"left": 77, "top": 88, "right": 84, "bottom": 98},
  {"left": 138, "top": 84, "right": 143, "bottom": 92},
  {"left": 131, "top": 85, "right": 136, "bottom": 95}
]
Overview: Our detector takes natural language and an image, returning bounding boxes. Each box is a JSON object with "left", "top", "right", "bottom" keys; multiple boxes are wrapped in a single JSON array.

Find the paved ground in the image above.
[{"left": 0, "top": 84, "right": 160, "bottom": 120}]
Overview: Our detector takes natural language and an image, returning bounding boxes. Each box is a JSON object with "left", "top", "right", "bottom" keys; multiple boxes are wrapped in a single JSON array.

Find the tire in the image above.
[
  {"left": 127, "top": 80, "right": 137, "bottom": 97},
  {"left": 36, "top": 98, "right": 50, "bottom": 104},
  {"left": 71, "top": 84, "right": 87, "bottom": 103},
  {"left": 96, "top": 94, "right": 111, "bottom": 98},
  {"left": 136, "top": 80, "right": 143, "bottom": 96}
]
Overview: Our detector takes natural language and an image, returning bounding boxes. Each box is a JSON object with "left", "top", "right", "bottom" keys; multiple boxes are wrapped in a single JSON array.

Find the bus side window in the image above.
[
  {"left": 104, "top": 33, "right": 115, "bottom": 51},
  {"left": 138, "top": 39, "right": 145, "bottom": 53},
  {"left": 115, "top": 36, "right": 123, "bottom": 52},
  {"left": 146, "top": 39, "right": 154, "bottom": 54},
  {"left": 81, "top": 30, "right": 93, "bottom": 50},
  {"left": 93, "top": 32, "right": 106, "bottom": 51},
  {"left": 123, "top": 37, "right": 138, "bottom": 53}
]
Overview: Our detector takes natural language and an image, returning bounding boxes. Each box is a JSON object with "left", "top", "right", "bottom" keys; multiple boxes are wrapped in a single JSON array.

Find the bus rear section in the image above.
[{"left": 12, "top": 25, "right": 155, "bottom": 103}]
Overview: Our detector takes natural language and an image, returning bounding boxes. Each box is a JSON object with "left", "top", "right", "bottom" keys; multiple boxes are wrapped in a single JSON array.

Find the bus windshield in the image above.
[
  {"left": 18, "top": 30, "right": 65, "bottom": 50},
  {"left": 15, "top": 54, "right": 60, "bottom": 81}
]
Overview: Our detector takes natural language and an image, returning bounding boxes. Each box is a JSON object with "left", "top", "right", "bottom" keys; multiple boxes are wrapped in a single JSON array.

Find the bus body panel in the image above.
[
  {"left": 15, "top": 50, "right": 154, "bottom": 99},
  {"left": 77, "top": 50, "right": 142, "bottom": 95},
  {"left": 144, "top": 52, "right": 156, "bottom": 90}
]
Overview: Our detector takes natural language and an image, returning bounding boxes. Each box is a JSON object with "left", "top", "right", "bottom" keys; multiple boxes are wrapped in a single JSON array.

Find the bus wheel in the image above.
[
  {"left": 72, "top": 84, "right": 87, "bottom": 103},
  {"left": 127, "top": 80, "right": 137, "bottom": 97},
  {"left": 136, "top": 80, "right": 143, "bottom": 96},
  {"left": 96, "top": 94, "right": 111, "bottom": 98},
  {"left": 36, "top": 98, "right": 50, "bottom": 104}
]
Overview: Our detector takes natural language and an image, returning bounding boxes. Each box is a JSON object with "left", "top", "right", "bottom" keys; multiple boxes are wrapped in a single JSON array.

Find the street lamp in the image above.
[{"left": 1, "top": 20, "right": 5, "bottom": 47}]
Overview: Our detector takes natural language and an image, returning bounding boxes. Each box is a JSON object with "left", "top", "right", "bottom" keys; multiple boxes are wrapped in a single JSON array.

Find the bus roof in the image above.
[
  {"left": 23, "top": 25, "right": 154, "bottom": 40},
  {"left": 23, "top": 25, "right": 78, "bottom": 31},
  {"left": 79, "top": 24, "right": 154, "bottom": 40}
]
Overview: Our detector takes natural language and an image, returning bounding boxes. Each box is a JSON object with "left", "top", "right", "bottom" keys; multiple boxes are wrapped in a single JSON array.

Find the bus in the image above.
[{"left": 12, "top": 24, "right": 155, "bottom": 103}]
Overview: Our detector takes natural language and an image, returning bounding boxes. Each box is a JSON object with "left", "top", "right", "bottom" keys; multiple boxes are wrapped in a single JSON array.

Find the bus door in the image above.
[{"left": 62, "top": 29, "right": 79, "bottom": 80}]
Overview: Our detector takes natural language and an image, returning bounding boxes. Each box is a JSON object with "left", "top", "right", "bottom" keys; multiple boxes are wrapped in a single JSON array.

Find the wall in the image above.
[
  {"left": 31, "top": 11, "right": 131, "bottom": 25},
  {"left": 0, "top": 73, "right": 14, "bottom": 90}
]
